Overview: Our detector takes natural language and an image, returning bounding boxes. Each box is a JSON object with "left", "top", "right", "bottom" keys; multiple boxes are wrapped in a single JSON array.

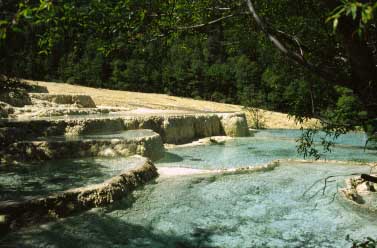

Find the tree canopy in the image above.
[{"left": 1, "top": 0, "right": 376, "bottom": 156}]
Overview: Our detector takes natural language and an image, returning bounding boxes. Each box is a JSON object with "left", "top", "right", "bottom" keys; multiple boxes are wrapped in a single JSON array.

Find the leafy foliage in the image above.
[
  {"left": 327, "top": 0, "right": 377, "bottom": 35},
  {"left": 0, "top": 0, "right": 376, "bottom": 158}
]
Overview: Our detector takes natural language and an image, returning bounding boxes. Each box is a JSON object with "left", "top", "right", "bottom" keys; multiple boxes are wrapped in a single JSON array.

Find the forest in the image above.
[
  {"left": 0, "top": 0, "right": 376, "bottom": 135},
  {"left": 1, "top": 1, "right": 377, "bottom": 246}
]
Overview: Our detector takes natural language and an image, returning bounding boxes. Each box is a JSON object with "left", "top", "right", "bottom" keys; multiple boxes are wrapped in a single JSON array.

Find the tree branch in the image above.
[
  {"left": 177, "top": 14, "right": 237, "bottom": 30},
  {"left": 245, "top": 0, "right": 351, "bottom": 87},
  {"left": 302, "top": 172, "right": 362, "bottom": 200},
  {"left": 148, "top": 12, "right": 249, "bottom": 42}
]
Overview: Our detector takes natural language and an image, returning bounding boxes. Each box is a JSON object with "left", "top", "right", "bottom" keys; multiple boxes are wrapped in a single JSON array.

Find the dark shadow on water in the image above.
[
  {"left": 189, "top": 158, "right": 203, "bottom": 162},
  {"left": 0, "top": 159, "right": 114, "bottom": 201},
  {"left": 2, "top": 212, "right": 219, "bottom": 248},
  {"left": 157, "top": 152, "right": 184, "bottom": 163},
  {"left": 1, "top": 177, "right": 220, "bottom": 247}
]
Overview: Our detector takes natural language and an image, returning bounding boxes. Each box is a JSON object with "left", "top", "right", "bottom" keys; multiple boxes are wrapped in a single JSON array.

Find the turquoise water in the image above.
[
  {"left": 0, "top": 129, "right": 156, "bottom": 201},
  {"left": 0, "top": 156, "right": 146, "bottom": 201},
  {"left": 157, "top": 130, "right": 376, "bottom": 169},
  {"left": 4, "top": 162, "right": 376, "bottom": 247},
  {"left": 2, "top": 129, "right": 377, "bottom": 247}
]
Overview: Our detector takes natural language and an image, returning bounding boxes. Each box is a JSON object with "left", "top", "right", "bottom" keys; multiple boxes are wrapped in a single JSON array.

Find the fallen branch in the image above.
[{"left": 302, "top": 172, "right": 362, "bottom": 200}]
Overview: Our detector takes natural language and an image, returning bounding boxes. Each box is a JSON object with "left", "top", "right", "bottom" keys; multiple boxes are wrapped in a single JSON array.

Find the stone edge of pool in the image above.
[
  {"left": 0, "top": 112, "right": 250, "bottom": 145},
  {"left": 0, "top": 159, "right": 283, "bottom": 234},
  {"left": 2, "top": 130, "right": 165, "bottom": 164},
  {"left": 0, "top": 111, "right": 251, "bottom": 234},
  {"left": 157, "top": 159, "right": 377, "bottom": 218},
  {"left": 0, "top": 158, "right": 376, "bottom": 235},
  {"left": 0, "top": 157, "right": 158, "bottom": 234}
]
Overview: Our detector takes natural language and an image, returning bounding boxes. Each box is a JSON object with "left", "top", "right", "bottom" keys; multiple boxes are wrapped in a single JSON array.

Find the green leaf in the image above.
[
  {"left": 333, "top": 19, "right": 339, "bottom": 31},
  {"left": 0, "top": 29, "right": 6, "bottom": 40},
  {"left": 351, "top": 4, "right": 357, "bottom": 19},
  {"left": 12, "top": 27, "right": 23, "bottom": 33}
]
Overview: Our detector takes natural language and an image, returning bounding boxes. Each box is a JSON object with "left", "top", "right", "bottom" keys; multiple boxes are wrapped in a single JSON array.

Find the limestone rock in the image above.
[
  {"left": 0, "top": 108, "right": 7, "bottom": 118},
  {"left": 0, "top": 158, "right": 158, "bottom": 232},
  {"left": 72, "top": 95, "right": 96, "bottom": 108},
  {"left": 0, "top": 90, "right": 32, "bottom": 107},
  {"left": 194, "top": 115, "right": 222, "bottom": 138},
  {"left": 138, "top": 134, "right": 165, "bottom": 161},
  {"left": 162, "top": 117, "right": 196, "bottom": 144},
  {"left": 2, "top": 112, "right": 250, "bottom": 148},
  {"left": 65, "top": 118, "right": 124, "bottom": 136},
  {"left": 16, "top": 107, "right": 109, "bottom": 119},
  {"left": 29, "top": 94, "right": 96, "bottom": 108},
  {"left": 356, "top": 182, "right": 373, "bottom": 193},
  {"left": 4, "top": 130, "right": 164, "bottom": 163},
  {"left": 220, "top": 113, "right": 250, "bottom": 137},
  {"left": 124, "top": 114, "right": 225, "bottom": 144},
  {"left": 0, "top": 102, "right": 13, "bottom": 118}
]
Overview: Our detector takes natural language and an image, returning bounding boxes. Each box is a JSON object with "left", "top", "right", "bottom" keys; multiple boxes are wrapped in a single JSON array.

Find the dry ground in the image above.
[{"left": 25, "top": 80, "right": 318, "bottom": 129}]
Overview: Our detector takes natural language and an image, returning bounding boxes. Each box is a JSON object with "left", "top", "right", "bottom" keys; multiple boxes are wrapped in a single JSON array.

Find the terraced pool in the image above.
[
  {"left": 2, "top": 129, "right": 377, "bottom": 247},
  {"left": 0, "top": 156, "right": 147, "bottom": 201},
  {"left": 157, "top": 129, "right": 376, "bottom": 169}
]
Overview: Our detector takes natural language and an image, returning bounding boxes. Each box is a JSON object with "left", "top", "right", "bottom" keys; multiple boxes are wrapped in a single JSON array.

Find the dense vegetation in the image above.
[{"left": 0, "top": 1, "right": 376, "bottom": 147}]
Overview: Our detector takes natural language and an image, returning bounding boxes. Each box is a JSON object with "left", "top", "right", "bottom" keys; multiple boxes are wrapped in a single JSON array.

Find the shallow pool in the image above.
[
  {"left": 2, "top": 129, "right": 377, "bottom": 247},
  {"left": 4, "top": 161, "right": 376, "bottom": 247},
  {"left": 157, "top": 129, "right": 376, "bottom": 169},
  {"left": 0, "top": 156, "right": 146, "bottom": 201}
]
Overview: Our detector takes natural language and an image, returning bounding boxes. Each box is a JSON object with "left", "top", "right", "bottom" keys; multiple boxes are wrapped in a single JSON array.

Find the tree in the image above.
[
  {"left": 1, "top": 0, "right": 376, "bottom": 148},
  {"left": 245, "top": 0, "right": 376, "bottom": 132}
]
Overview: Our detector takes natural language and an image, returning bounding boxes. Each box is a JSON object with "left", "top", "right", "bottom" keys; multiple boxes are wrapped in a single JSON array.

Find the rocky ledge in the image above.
[
  {"left": 0, "top": 112, "right": 249, "bottom": 145},
  {"left": 29, "top": 93, "right": 97, "bottom": 108},
  {"left": 1, "top": 129, "right": 165, "bottom": 164},
  {"left": 124, "top": 112, "right": 250, "bottom": 144}
]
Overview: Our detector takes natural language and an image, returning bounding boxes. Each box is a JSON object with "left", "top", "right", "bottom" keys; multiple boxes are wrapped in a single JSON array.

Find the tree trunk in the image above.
[
  {"left": 323, "top": 0, "right": 377, "bottom": 118},
  {"left": 337, "top": 18, "right": 377, "bottom": 118}
]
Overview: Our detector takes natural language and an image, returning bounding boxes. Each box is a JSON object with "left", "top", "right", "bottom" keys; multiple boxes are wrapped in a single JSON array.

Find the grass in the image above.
[{"left": 25, "top": 80, "right": 319, "bottom": 129}]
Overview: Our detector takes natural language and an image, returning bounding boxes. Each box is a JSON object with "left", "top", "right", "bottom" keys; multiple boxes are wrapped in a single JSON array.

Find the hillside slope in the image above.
[{"left": 26, "top": 80, "right": 318, "bottom": 129}]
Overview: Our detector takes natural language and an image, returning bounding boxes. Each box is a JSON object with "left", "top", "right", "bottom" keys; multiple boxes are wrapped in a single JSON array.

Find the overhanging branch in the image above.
[
  {"left": 148, "top": 11, "right": 249, "bottom": 42},
  {"left": 245, "top": 0, "right": 351, "bottom": 87},
  {"left": 177, "top": 14, "right": 237, "bottom": 30}
]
